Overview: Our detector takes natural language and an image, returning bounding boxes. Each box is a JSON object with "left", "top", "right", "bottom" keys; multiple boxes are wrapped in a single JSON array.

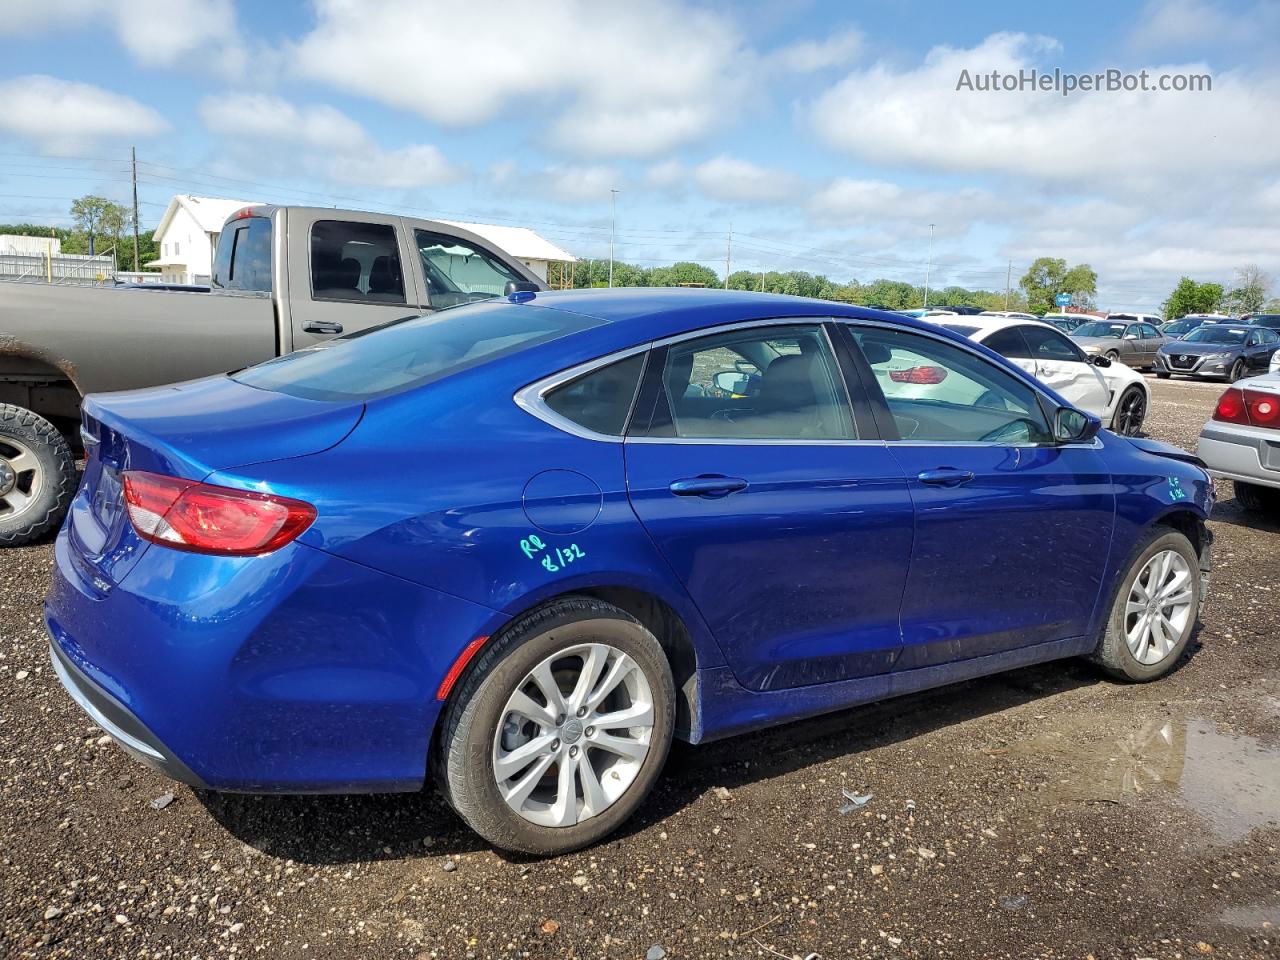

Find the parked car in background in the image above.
[
  {"left": 1160, "top": 316, "right": 1209, "bottom": 339},
  {"left": 1070, "top": 319, "right": 1169, "bottom": 369},
  {"left": 1178, "top": 313, "right": 1232, "bottom": 326},
  {"left": 1198, "top": 374, "right": 1280, "bottom": 512},
  {"left": 1154, "top": 323, "right": 1280, "bottom": 381},
  {"left": 1107, "top": 312, "right": 1163, "bottom": 327},
  {"left": 0, "top": 204, "right": 545, "bottom": 545},
  {"left": 979, "top": 310, "right": 1038, "bottom": 321},
  {"left": 46, "top": 289, "right": 1213, "bottom": 855},
  {"left": 930, "top": 305, "right": 983, "bottom": 315},
  {"left": 1242, "top": 313, "right": 1280, "bottom": 331},
  {"left": 1041, "top": 313, "right": 1087, "bottom": 332},
  {"left": 939, "top": 316, "right": 1150, "bottom": 435}
]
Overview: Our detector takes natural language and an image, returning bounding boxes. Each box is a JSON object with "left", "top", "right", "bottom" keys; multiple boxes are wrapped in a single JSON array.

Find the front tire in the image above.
[
  {"left": 1228, "top": 359, "right": 1245, "bottom": 382},
  {"left": 437, "top": 598, "right": 675, "bottom": 855},
  {"left": 1092, "top": 529, "right": 1199, "bottom": 682},
  {"left": 0, "top": 404, "right": 76, "bottom": 546},
  {"left": 1112, "top": 386, "right": 1147, "bottom": 437}
]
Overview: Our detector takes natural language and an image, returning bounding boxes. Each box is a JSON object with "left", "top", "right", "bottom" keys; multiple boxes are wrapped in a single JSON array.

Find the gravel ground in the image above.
[{"left": 2, "top": 375, "right": 1278, "bottom": 960}]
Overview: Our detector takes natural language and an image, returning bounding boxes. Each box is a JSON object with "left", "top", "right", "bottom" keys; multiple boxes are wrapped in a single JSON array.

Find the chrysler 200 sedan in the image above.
[{"left": 47, "top": 289, "right": 1213, "bottom": 855}]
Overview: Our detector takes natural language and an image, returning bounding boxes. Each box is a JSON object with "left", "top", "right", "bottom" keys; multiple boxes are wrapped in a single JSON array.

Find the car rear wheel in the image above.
[
  {"left": 436, "top": 597, "right": 675, "bottom": 855},
  {"left": 1235, "top": 481, "right": 1278, "bottom": 513},
  {"left": 1092, "top": 528, "right": 1199, "bottom": 682},
  {"left": 1112, "top": 386, "right": 1147, "bottom": 436},
  {"left": 0, "top": 404, "right": 77, "bottom": 546}
]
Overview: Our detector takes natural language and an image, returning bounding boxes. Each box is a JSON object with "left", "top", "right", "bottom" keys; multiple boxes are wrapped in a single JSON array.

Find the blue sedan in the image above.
[{"left": 46, "top": 289, "right": 1213, "bottom": 854}]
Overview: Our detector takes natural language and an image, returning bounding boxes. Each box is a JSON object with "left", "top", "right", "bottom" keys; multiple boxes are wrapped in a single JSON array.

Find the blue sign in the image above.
[{"left": 1054, "top": 293, "right": 1073, "bottom": 307}]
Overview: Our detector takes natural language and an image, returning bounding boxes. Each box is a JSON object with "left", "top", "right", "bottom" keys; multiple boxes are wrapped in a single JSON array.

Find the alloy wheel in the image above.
[
  {"left": 1115, "top": 388, "right": 1146, "bottom": 436},
  {"left": 0, "top": 437, "right": 42, "bottom": 520},
  {"left": 492, "top": 643, "right": 655, "bottom": 827},
  {"left": 1123, "top": 549, "right": 1194, "bottom": 665}
]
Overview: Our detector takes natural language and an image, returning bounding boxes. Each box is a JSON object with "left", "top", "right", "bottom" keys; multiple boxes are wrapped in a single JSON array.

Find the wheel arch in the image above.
[{"left": 0, "top": 355, "right": 84, "bottom": 450}]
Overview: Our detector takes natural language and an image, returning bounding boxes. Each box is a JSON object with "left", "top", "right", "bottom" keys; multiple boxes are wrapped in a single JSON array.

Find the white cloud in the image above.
[
  {"left": 810, "top": 177, "right": 998, "bottom": 231},
  {"left": 693, "top": 156, "right": 801, "bottom": 204},
  {"left": 808, "top": 32, "right": 1280, "bottom": 190},
  {"left": 0, "top": 74, "right": 166, "bottom": 153},
  {"left": 771, "top": 29, "right": 864, "bottom": 72},
  {"left": 290, "top": 0, "right": 748, "bottom": 157},
  {"left": 1129, "top": 0, "right": 1263, "bottom": 51},
  {"left": 645, "top": 160, "right": 687, "bottom": 189},
  {"left": 0, "top": 0, "right": 245, "bottom": 75},
  {"left": 199, "top": 93, "right": 459, "bottom": 189},
  {"left": 540, "top": 165, "right": 621, "bottom": 205}
]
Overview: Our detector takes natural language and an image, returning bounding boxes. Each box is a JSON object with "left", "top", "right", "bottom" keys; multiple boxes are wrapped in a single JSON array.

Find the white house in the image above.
[
  {"left": 147, "top": 194, "right": 257, "bottom": 285},
  {"left": 438, "top": 220, "right": 576, "bottom": 283}
]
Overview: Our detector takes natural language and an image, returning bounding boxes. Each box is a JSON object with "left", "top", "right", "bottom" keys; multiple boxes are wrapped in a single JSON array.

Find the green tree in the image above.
[
  {"left": 69, "top": 195, "right": 130, "bottom": 257},
  {"left": 1019, "top": 257, "right": 1098, "bottom": 313},
  {"left": 1222, "top": 264, "right": 1270, "bottom": 315},
  {"left": 1162, "top": 277, "right": 1224, "bottom": 319}
]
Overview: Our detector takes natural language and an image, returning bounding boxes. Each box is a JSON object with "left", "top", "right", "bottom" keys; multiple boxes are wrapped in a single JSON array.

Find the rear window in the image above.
[
  {"left": 939, "top": 323, "right": 979, "bottom": 337},
  {"left": 232, "top": 301, "right": 602, "bottom": 402},
  {"left": 211, "top": 216, "right": 272, "bottom": 294}
]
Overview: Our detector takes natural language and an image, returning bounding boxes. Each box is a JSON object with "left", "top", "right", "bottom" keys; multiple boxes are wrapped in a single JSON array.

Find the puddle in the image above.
[{"left": 1008, "top": 717, "right": 1280, "bottom": 842}]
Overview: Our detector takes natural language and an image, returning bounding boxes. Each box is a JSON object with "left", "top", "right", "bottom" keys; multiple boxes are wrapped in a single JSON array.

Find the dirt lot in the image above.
[{"left": 2, "top": 376, "right": 1277, "bottom": 960}]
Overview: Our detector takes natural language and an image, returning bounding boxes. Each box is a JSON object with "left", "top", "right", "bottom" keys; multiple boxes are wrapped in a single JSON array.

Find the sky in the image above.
[{"left": 1, "top": 0, "right": 1278, "bottom": 311}]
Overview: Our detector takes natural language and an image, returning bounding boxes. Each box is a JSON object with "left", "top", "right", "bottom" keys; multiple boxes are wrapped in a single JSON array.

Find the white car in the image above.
[{"left": 936, "top": 316, "right": 1151, "bottom": 436}]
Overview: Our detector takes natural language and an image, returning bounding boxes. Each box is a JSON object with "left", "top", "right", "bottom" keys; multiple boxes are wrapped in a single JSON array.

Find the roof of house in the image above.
[
  {"left": 154, "top": 194, "right": 258, "bottom": 238},
  {"left": 437, "top": 219, "right": 576, "bottom": 263}
]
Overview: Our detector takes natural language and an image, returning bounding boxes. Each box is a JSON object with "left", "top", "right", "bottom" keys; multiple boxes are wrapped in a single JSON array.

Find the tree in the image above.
[
  {"left": 1019, "top": 257, "right": 1098, "bottom": 313},
  {"left": 1222, "top": 264, "right": 1270, "bottom": 315},
  {"left": 69, "top": 195, "right": 129, "bottom": 257},
  {"left": 1162, "top": 277, "right": 1224, "bottom": 320}
]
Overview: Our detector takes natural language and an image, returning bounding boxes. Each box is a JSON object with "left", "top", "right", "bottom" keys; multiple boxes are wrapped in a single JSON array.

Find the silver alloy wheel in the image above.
[
  {"left": 1124, "top": 549, "right": 1194, "bottom": 665},
  {"left": 0, "top": 437, "right": 42, "bottom": 519},
  {"left": 492, "top": 642, "right": 654, "bottom": 827}
]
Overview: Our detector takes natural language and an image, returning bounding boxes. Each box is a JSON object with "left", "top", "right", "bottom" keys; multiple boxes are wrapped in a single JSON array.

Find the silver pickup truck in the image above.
[{"left": 0, "top": 204, "right": 545, "bottom": 545}]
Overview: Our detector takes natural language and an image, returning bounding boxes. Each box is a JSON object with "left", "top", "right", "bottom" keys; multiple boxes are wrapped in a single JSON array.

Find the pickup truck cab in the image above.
[{"left": 0, "top": 205, "right": 546, "bottom": 545}]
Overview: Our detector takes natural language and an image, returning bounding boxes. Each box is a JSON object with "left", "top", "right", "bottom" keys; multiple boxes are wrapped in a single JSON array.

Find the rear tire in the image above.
[
  {"left": 437, "top": 597, "right": 675, "bottom": 855},
  {"left": 1092, "top": 528, "right": 1199, "bottom": 682},
  {"left": 1235, "top": 481, "right": 1277, "bottom": 513},
  {"left": 0, "top": 404, "right": 76, "bottom": 546}
]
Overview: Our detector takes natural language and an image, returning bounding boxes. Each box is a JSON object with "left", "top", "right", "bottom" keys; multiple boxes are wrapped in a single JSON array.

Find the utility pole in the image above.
[
  {"left": 607, "top": 188, "right": 618, "bottom": 288},
  {"left": 1005, "top": 259, "right": 1012, "bottom": 309},
  {"left": 724, "top": 222, "right": 732, "bottom": 289},
  {"left": 923, "top": 223, "right": 935, "bottom": 308},
  {"left": 130, "top": 146, "right": 141, "bottom": 272}
]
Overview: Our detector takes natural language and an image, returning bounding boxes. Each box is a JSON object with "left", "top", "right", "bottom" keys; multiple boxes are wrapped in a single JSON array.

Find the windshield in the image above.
[
  {"left": 1163, "top": 319, "right": 1200, "bottom": 337},
  {"left": 1183, "top": 326, "right": 1249, "bottom": 345},
  {"left": 1073, "top": 322, "right": 1126, "bottom": 339},
  {"left": 232, "top": 301, "right": 602, "bottom": 402}
]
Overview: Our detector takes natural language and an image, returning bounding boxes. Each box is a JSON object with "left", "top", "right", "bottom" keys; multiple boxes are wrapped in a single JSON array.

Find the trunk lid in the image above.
[{"left": 69, "top": 375, "right": 362, "bottom": 587}]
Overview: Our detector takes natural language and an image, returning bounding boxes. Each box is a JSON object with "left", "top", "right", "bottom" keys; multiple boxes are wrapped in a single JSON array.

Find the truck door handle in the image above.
[
  {"left": 917, "top": 468, "right": 975, "bottom": 487},
  {"left": 669, "top": 476, "right": 749, "bottom": 498},
  {"left": 303, "top": 321, "right": 343, "bottom": 335}
]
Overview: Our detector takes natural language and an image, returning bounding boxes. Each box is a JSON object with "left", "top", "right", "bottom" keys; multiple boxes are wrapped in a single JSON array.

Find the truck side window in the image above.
[
  {"left": 311, "top": 221, "right": 405, "bottom": 305},
  {"left": 211, "top": 217, "right": 272, "bottom": 294},
  {"left": 415, "top": 229, "right": 524, "bottom": 309}
]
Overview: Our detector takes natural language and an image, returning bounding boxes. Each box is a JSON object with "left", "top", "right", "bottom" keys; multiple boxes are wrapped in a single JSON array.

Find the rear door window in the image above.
[
  {"left": 211, "top": 217, "right": 272, "bottom": 294},
  {"left": 311, "top": 221, "right": 405, "bottom": 304},
  {"left": 980, "top": 327, "right": 1032, "bottom": 359}
]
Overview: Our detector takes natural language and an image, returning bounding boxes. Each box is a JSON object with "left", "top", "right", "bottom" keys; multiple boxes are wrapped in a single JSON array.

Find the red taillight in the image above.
[
  {"left": 1213, "top": 388, "right": 1249, "bottom": 424},
  {"left": 122, "top": 471, "right": 316, "bottom": 556},
  {"left": 1213, "top": 387, "right": 1280, "bottom": 429},
  {"left": 889, "top": 365, "right": 948, "bottom": 385}
]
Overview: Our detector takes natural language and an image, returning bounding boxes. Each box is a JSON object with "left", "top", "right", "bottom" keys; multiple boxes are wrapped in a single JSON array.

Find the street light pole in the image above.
[
  {"left": 608, "top": 188, "right": 619, "bottom": 288},
  {"left": 924, "top": 222, "right": 935, "bottom": 308}
]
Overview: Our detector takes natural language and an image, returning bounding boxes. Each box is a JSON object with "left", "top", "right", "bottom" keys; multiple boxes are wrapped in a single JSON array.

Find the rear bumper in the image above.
[
  {"left": 1198, "top": 425, "right": 1280, "bottom": 490},
  {"left": 48, "top": 637, "right": 206, "bottom": 787}
]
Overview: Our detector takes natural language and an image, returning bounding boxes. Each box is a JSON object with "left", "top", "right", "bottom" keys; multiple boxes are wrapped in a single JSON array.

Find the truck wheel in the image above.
[
  {"left": 0, "top": 405, "right": 76, "bottom": 546},
  {"left": 437, "top": 597, "right": 675, "bottom": 855}
]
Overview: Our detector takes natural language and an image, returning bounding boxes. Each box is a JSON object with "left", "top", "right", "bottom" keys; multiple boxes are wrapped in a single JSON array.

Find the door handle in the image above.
[
  {"left": 917, "top": 468, "right": 975, "bottom": 487},
  {"left": 669, "top": 476, "right": 749, "bottom": 498},
  {"left": 303, "top": 320, "right": 344, "bottom": 335}
]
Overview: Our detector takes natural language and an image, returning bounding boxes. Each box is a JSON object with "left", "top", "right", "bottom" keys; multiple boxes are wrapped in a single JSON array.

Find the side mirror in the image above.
[
  {"left": 504, "top": 280, "right": 540, "bottom": 297},
  {"left": 713, "top": 371, "right": 749, "bottom": 395},
  {"left": 1055, "top": 407, "right": 1102, "bottom": 444},
  {"left": 1089, "top": 354, "right": 1112, "bottom": 368}
]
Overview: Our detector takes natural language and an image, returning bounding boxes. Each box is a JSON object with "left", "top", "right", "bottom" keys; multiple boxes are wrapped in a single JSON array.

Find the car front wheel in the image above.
[
  {"left": 1112, "top": 386, "right": 1147, "bottom": 436},
  {"left": 1228, "top": 359, "right": 1245, "bottom": 382},
  {"left": 437, "top": 597, "right": 675, "bottom": 855},
  {"left": 1092, "top": 528, "right": 1200, "bottom": 682}
]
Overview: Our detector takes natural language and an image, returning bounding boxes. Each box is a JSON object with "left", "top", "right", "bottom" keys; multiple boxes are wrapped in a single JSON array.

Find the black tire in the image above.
[
  {"left": 1235, "top": 481, "right": 1277, "bottom": 513},
  {"left": 0, "top": 404, "right": 76, "bottom": 546},
  {"left": 1112, "top": 385, "right": 1147, "bottom": 437},
  {"left": 436, "top": 597, "right": 675, "bottom": 855},
  {"left": 1155, "top": 371, "right": 1171, "bottom": 379},
  {"left": 1091, "top": 528, "right": 1200, "bottom": 682},
  {"left": 1228, "top": 359, "right": 1245, "bottom": 383},
  {"left": 1105, "top": 350, "right": 1121, "bottom": 363}
]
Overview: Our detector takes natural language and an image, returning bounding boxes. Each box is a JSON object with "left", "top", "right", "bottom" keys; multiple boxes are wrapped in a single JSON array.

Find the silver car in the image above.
[
  {"left": 1070, "top": 319, "right": 1169, "bottom": 370},
  {"left": 1197, "top": 372, "right": 1280, "bottom": 512}
]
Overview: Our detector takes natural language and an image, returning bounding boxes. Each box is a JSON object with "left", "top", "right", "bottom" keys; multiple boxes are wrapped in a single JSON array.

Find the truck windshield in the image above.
[{"left": 231, "top": 300, "right": 602, "bottom": 402}]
